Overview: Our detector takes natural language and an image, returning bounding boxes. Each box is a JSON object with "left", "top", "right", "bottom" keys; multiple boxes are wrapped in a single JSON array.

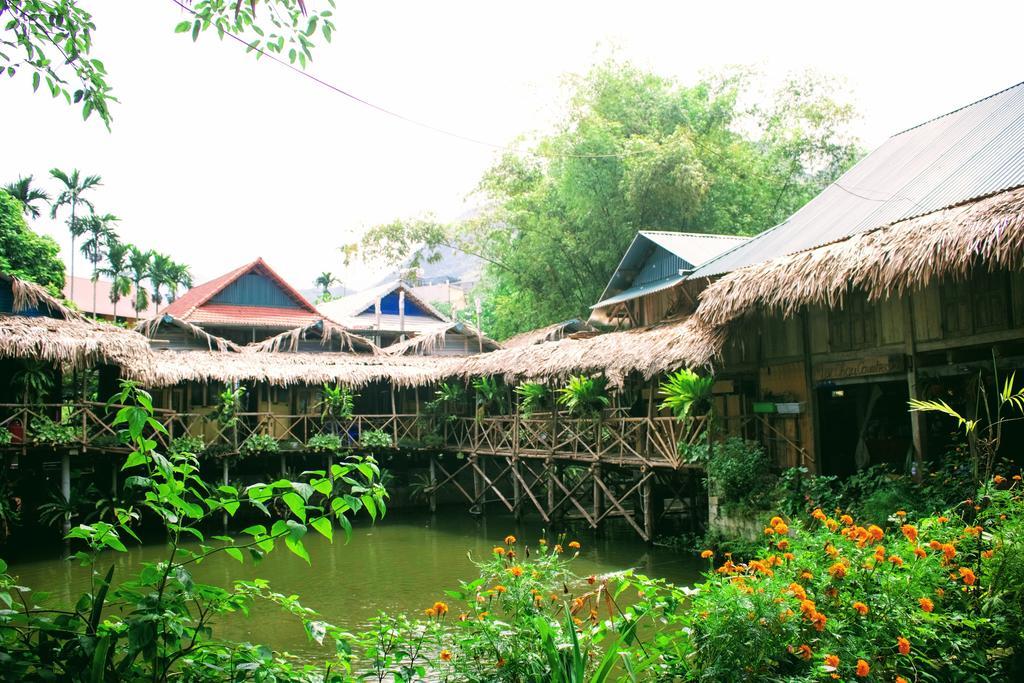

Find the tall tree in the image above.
[
  {"left": 148, "top": 252, "right": 175, "bottom": 313},
  {"left": 314, "top": 271, "right": 338, "bottom": 302},
  {"left": 356, "top": 63, "right": 862, "bottom": 338},
  {"left": 0, "top": 191, "right": 65, "bottom": 293},
  {"left": 95, "top": 239, "right": 132, "bottom": 321},
  {"left": 49, "top": 168, "right": 101, "bottom": 301},
  {"left": 78, "top": 212, "right": 119, "bottom": 320},
  {"left": 127, "top": 246, "right": 153, "bottom": 317},
  {"left": 166, "top": 261, "right": 193, "bottom": 304},
  {"left": 2, "top": 175, "right": 50, "bottom": 219}
]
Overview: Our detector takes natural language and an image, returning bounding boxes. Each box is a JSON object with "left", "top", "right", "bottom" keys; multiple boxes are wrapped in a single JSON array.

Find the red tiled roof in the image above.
[
  {"left": 62, "top": 276, "right": 159, "bottom": 320},
  {"left": 187, "top": 304, "right": 321, "bottom": 329},
  {"left": 163, "top": 258, "right": 319, "bottom": 323}
]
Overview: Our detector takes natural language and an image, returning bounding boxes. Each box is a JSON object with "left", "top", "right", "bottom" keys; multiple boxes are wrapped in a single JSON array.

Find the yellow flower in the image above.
[
  {"left": 492, "top": 546, "right": 505, "bottom": 556},
  {"left": 553, "top": 544, "right": 564, "bottom": 554},
  {"left": 504, "top": 535, "right": 516, "bottom": 545},
  {"left": 568, "top": 541, "right": 581, "bottom": 549},
  {"left": 440, "top": 649, "right": 452, "bottom": 662},
  {"left": 700, "top": 549, "right": 714, "bottom": 559}
]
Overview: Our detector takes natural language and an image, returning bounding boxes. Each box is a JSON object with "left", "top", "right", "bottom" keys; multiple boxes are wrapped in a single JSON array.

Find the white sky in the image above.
[{"left": 3, "top": 1, "right": 1023, "bottom": 292}]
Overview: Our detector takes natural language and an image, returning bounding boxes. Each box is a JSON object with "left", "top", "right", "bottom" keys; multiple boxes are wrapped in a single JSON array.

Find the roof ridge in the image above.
[
  {"left": 638, "top": 230, "right": 749, "bottom": 240},
  {"left": 890, "top": 80, "right": 1024, "bottom": 138}
]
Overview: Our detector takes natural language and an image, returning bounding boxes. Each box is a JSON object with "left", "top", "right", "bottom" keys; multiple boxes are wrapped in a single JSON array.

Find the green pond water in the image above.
[{"left": 6, "top": 512, "right": 703, "bottom": 660}]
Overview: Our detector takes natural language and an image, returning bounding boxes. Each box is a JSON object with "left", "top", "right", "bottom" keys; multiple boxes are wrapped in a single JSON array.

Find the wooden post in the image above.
[
  {"left": 398, "top": 289, "right": 406, "bottom": 343},
  {"left": 429, "top": 455, "right": 438, "bottom": 513},
  {"left": 903, "top": 297, "right": 926, "bottom": 481},
  {"left": 475, "top": 298, "right": 483, "bottom": 354},
  {"left": 512, "top": 457, "right": 522, "bottom": 521},
  {"left": 61, "top": 452, "right": 71, "bottom": 537},
  {"left": 280, "top": 453, "right": 287, "bottom": 478},
  {"left": 592, "top": 464, "right": 602, "bottom": 531},
  {"left": 222, "top": 457, "right": 230, "bottom": 532},
  {"left": 390, "top": 385, "right": 398, "bottom": 444},
  {"left": 546, "top": 458, "right": 556, "bottom": 520},
  {"left": 472, "top": 455, "right": 484, "bottom": 515},
  {"left": 374, "top": 298, "right": 382, "bottom": 347},
  {"left": 641, "top": 470, "right": 654, "bottom": 544}
]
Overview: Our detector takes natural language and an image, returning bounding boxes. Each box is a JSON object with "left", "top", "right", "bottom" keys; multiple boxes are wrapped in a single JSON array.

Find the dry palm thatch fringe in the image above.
[
  {"left": 135, "top": 315, "right": 240, "bottom": 352},
  {"left": 500, "top": 319, "right": 595, "bottom": 348},
  {"left": 127, "top": 349, "right": 453, "bottom": 389},
  {"left": 382, "top": 322, "right": 500, "bottom": 356},
  {"left": 8, "top": 275, "right": 81, "bottom": 320},
  {"left": 452, "top": 316, "right": 722, "bottom": 388},
  {"left": 696, "top": 186, "right": 1024, "bottom": 327},
  {"left": 0, "top": 314, "right": 153, "bottom": 369},
  {"left": 247, "top": 319, "right": 378, "bottom": 355}
]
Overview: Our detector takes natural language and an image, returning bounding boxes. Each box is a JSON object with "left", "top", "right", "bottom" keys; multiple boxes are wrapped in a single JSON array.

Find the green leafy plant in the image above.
[
  {"left": 515, "top": 381, "right": 549, "bottom": 418},
  {"left": 359, "top": 428, "right": 393, "bottom": 449},
  {"left": 472, "top": 375, "right": 506, "bottom": 419},
  {"left": 556, "top": 375, "right": 609, "bottom": 418},
  {"left": 307, "top": 433, "right": 344, "bottom": 453},
  {"left": 167, "top": 434, "right": 204, "bottom": 456},
  {"left": 658, "top": 368, "right": 714, "bottom": 420},
  {"left": 239, "top": 433, "right": 280, "bottom": 456},
  {"left": 425, "top": 381, "right": 465, "bottom": 419},
  {"left": 212, "top": 385, "right": 246, "bottom": 428},
  {"left": 316, "top": 383, "right": 357, "bottom": 426},
  {"left": 37, "top": 481, "right": 99, "bottom": 531},
  {"left": 11, "top": 360, "right": 54, "bottom": 405},
  {"left": 29, "top": 415, "right": 80, "bottom": 446},
  {"left": 0, "top": 427, "right": 11, "bottom": 446},
  {"left": 0, "top": 379, "right": 388, "bottom": 680},
  {"left": 704, "top": 437, "right": 773, "bottom": 510}
]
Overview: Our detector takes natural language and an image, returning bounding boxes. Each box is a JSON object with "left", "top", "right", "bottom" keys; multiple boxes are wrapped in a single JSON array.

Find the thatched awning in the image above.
[
  {"left": 382, "top": 321, "right": 500, "bottom": 356},
  {"left": 125, "top": 349, "right": 453, "bottom": 389},
  {"left": 136, "top": 315, "right": 241, "bottom": 352},
  {"left": 696, "top": 186, "right": 1024, "bottom": 327},
  {"left": 0, "top": 314, "right": 153, "bottom": 369},
  {"left": 247, "top": 319, "right": 379, "bottom": 355},
  {"left": 500, "top": 319, "right": 595, "bottom": 349},
  {"left": 451, "top": 316, "right": 722, "bottom": 387}
]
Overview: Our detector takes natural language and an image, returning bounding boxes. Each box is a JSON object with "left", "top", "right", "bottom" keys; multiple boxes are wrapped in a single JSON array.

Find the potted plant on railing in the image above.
[
  {"left": 423, "top": 381, "right": 465, "bottom": 444},
  {"left": 11, "top": 360, "right": 55, "bottom": 445},
  {"left": 472, "top": 376, "right": 506, "bottom": 422},
  {"left": 556, "top": 375, "right": 610, "bottom": 446},
  {"left": 212, "top": 385, "right": 246, "bottom": 450},
  {"left": 239, "top": 433, "right": 280, "bottom": 458},
  {"left": 315, "top": 383, "right": 356, "bottom": 439},
  {"left": 514, "top": 382, "right": 549, "bottom": 419},
  {"left": 659, "top": 368, "right": 715, "bottom": 465}
]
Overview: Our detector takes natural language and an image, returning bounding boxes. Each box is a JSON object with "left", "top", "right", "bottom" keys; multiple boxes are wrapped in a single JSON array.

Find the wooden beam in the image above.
[{"left": 903, "top": 296, "right": 926, "bottom": 481}]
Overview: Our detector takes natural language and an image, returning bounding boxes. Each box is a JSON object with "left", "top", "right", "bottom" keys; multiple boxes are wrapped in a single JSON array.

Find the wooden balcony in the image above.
[{"left": 0, "top": 402, "right": 711, "bottom": 470}]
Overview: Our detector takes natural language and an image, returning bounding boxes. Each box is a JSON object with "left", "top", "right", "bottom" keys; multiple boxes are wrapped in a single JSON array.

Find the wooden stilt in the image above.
[
  {"left": 280, "top": 453, "right": 287, "bottom": 478},
  {"left": 512, "top": 457, "right": 522, "bottom": 521},
  {"left": 546, "top": 458, "right": 556, "bottom": 521},
  {"left": 61, "top": 452, "right": 71, "bottom": 537},
  {"left": 592, "top": 464, "right": 602, "bottom": 531},
  {"left": 642, "top": 469, "right": 654, "bottom": 544},
  {"left": 222, "top": 457, "right": 230, "bottom": 532},
  {"left": 472, "top": 455, "right": 484, "bottom": 514},
  {"left": 429, "top": 455, "right": 438, "bottom": 513}
]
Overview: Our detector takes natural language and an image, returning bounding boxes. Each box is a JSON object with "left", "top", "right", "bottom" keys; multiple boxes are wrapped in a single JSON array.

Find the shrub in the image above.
[
  {"left": 168, "top": 434, "right": 204, "bottom": 456},
  {"left": 239, "top": 433, "right": 279, "bottom": 456},
  {"left": 514, "top": 381, "right": 549, "bottom": 417},
  {"left": 359, "top": 429, "right": 393, "bottom": 449},
  {"left": 29, "top": 415, "right": 79, "bottom": 446},
  {"left": 555, "top": 375, "right": 609, "bottom": 417},
  {"left": 704, "top": 437, "right": 773, "bottom": 509},
  {"left": 306, "top": 433, "right": 344, "bottom": 453}
]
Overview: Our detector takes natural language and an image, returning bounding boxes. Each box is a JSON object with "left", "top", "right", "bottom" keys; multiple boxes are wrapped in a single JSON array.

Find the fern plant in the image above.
[
  {"left": 316, "top": 383, "right": 356, "bottom": 424},
  {"left": 658, "top": 368, "right": 714, "bottom": 420},
  {"left": 472, "top": 376, "right": 506, "bottom": 419},
  {"left": 555, "top": 376, "right": 609, "bottom": 418},
  {"left": 12, "top": 361, "right": 54, "bottom": 405},
  {"left": 515, "top": 382, "right": 549, "bottom": 418},
  {"left": 910, "top": 368, "right": 1024, "bottom": 482}
]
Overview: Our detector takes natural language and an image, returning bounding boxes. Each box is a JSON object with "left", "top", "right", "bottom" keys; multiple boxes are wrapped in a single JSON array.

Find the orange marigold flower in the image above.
[
  {"left": 784, "top": 552, "right": 795, "bottom": 561},
  {"left": 770, "top": 516, "right": 784, "bottom": 527},
  {"left": 507, "top": 550, "right": 516, "bottom": 559},
  {"left": 897, "top": 636, "right": 911, "bottom": 655},
  {"left": 504, "top": 535, "right": 516, "bottom": 545},
  {"left": 937, "top": 516, "right": 949, "bottom": 523},
  {"left": 895, "top": 510, "right": 907, "bottom": 517},
  {"left": 874, "top": 545, "right": 887, "bottom": 562},
  {"left": 964, "top": 525, "right": 981, "bottom": 537},
  {"left": 914, "top": 546, "right": 927, "bottom": 559},
  {"left": 824, "top": 654, "right": 839, "bottom": 668},
  {"left": 897, "top": 677, "right": 909, "bottom": 683},
  {"left": 798, "top": 643, "right": 813, "bottom": 660},
  {"left": 982, "top": 549, "right": 994, "bottom": 559},
  {"left": 777, "top": 539, "right": 790, "bottom": 551},
  {"left": 493, "top": 546, "right": 505, "bottom": 555},
  {"left": 553, "top": 544, "right": 564, "bottom": 554},
  {"left": 1013, "top": 474, "right": 1022, "bottom": 481},
  {"left": 812, "top": 508, "right": 827, "bottom": 521},
  {"left": 799, "top": 598, "right": 816, "bottom": 615},
  {"left": 440, "top": 649, "right": 452, "bottom": 662},
  {"left": 826, "top": 544, "right": 839, "bottom": 558},
  {"left": 433, "top": 601, "right": 449, "bottom": 616},
  {"left": 550, "top": 593, "right": 559, "bottom": 602},
  {"left": 852, "top": 601, "right": 869, "bottom": 616},
  {"left": 764, "top": 526, "right": 776, "bottom": 535},
  {"left": 919, "top": 597, "right": 934, "bottom": 612},
  {"left": 800, "top": 570, "right": 814, "bottom": 580},
  {"left": 568, "top": 541, "right": 581, "bottom": 549},
  {"left": 840, "top": 514, "right": 854, "bottom": 526},
  {"left": 789, "top": 583, "right": 807, "bottom": 600},
  {"left": 994, "top": 475, "right": 1006, "bottom": 484},
  {"left": 889, "top": 555, "right": 904, "bottom": 567},
  {"left": 825, "top": 518, "right": 839, "bottom": 531},
  {"left": 775, "top": 522, "right": 789, "bottom": 535},
  {"left": 494, "top": 585, "right": 507, "bottom": 594},
  {"left": 959, "top": 567, "right": 977, "bottom": 586},
  {"left": 929, "top": 539, "right": 943, "bottom": 551},
  {"left": 811, "top": 611, "right": 827, "bottom": 631},
  {"left": 942, "top": 543, "right": 957, "bottom": 561},
  {"left": 496, "top": 656, "right": 505, "bottom": 666},
  {"left": 828, "top": 562, "right": 847, "bottom": 579},
  {"left": 508, "top": 566, "right": 524, "bottom": 577},
  {"left": 856, "top": 659, "right": 870, "bottom": 677},
  {"left": 901, "top": 524, "right": 918, "bottom": 543},
  {"left": 571, "top": 597, "right": 584, "bottom": 610},
  {"left": 868, "top": 525, "right": 884, "bottom": 541},
  {"left": 538, "top": 538, "right": 547, "bottom": 545},
  {"left": 424, "top": 607, "right": 437, "bottom": 617},
  {"left": 587, "top": 575, "right": 597, "bottom": 584},
  {"left": 701, "top": 549, "right": 714, "bottom": 559},
  {"left": 478, "top": 611, "right": 489, "bottom": 619}
]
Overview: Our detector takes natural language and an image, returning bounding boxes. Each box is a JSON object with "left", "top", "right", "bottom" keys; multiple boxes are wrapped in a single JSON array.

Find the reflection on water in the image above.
[{"left": 7, "top": 510, "right": 702, "bottom": 658}]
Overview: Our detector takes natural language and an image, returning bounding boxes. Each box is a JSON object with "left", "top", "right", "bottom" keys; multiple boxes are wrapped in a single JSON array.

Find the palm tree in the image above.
[
  {"left": 314, "top": 271, "right": 338, "bottom": 302},
  {"left": 78, "top": 213, "right": 119, "bottom": 320},
  {"left": 95, "top": 240, "right": 132, "bottom": 321},
  {"left": 166, "top": 261, "right": 193, "bottom": 303},
  {"left": 148, "top": 252, "right": 175, "bottom": 312},
  {"left": 49, "top": 168, "right": 102, "bottom": 301},
  {"left": 2, "top": 175, "right": 50, "bottom": 219},
  {"left": 127, "top": 246, "right": 153, "bottom": 317}
]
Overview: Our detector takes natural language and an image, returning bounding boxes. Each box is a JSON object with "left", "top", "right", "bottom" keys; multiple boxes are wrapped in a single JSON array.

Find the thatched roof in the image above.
[
  {"left": 452, "top": 316, "right": 722, "bottom": 387},
  {"left": 6, "top": 274, "right": 79, "bottom": 320},
  {"left": 126, "top": 348, "right": 452, "bottom": 389},
  {"left": 247, "top": 319, "right": 379, "bottom": 355},
  {"left": 500, "top": 319, "right": 596, "bottom": 349},
  {"left": 382, "top": 321, "right": 501, "bottom": 356},
  {"left": 0, "top": 314, "right": 153, "bottom": 369},
  {"left": 696, "top": 186, "right": 1024, "bottom": 327},
  {"left": 136, "top": 314, "right": 241, "bottom": 352}
]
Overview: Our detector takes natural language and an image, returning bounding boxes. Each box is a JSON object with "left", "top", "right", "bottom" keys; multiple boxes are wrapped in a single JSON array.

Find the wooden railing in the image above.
[{"left": 0, "top": 403, "right": 710, "bottom": 469}]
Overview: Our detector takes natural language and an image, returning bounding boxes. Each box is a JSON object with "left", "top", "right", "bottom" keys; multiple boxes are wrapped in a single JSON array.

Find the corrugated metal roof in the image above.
[
  {"left": 691, "top": 81, "right": 1024, "bottom": 277},
  {"left": 593, "top": 231, "right": 748, "bottom": 309}
]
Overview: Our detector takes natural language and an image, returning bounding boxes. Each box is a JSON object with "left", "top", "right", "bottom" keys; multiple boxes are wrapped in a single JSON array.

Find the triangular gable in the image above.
[{"left": 164, "top": 258, "right": 319, "bottom": 320}]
